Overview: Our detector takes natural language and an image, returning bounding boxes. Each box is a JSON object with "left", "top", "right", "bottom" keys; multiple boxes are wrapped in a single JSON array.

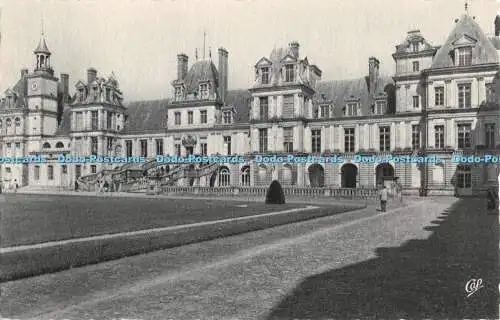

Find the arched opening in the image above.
[
  {"left": 55, "top": 141, "right": 64, "bottom": 148},
  {"left": 42, "top": 142, "right": 51, "bottom": 149},
  {"left": 14, "top": 117, "right": 20, "bottom": 127},
  {"left": 308, "top": 164, "right": 325, "bottom": 187},
  {"left": 6, "top": 118, "right": 11, "bottom": 128},
  {"left": 375, "top": 163, "right": 394, "bottom": 186},
  {"left": 209, "top": 171, "right": 217, "bottom": 187},
  {"left": 218, "top": 166, "right": 230, "bottom": 186},
  {"left": 241, "top": 165, "right": 250, "bottom": 186},
  {"left": 281, "top": 164, "right": 294, "bottom": 185},
  {"left": 341, "top": 163, "right": 357, "bottom": 188}
]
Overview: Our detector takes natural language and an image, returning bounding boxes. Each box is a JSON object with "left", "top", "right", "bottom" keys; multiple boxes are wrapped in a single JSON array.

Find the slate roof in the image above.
[
  {"left": 314, "top": 76, "right": 394, "bottom": 117},
  {"left": 182, "top": 60, "right": 219, "bottom": 94},
  {"left": 225, "top": 89, "right": 251, "bottom": 123},
  {"left": 0, "top": 78, "right": 27, "bottom": 109},
  {"left": 121, "top": 99, "right": 170, "bottom": 134},
  {"left": 489, "top": 37, "right": 500, "bottom": 50},
  {"left": 432, "top": 14, "right": 499, "bottom": 68},
  {"left": 55, "top": 108, "right": 72, "bottom": 136},
  {"left": 34, "top": 35, "right": 51, "bottom": 54},
  {"left": 394, "top": 30, "right": 436, "bottom": 54}
]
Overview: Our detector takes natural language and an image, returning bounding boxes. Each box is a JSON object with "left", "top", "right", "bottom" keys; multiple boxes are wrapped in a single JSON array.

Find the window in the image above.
[
  {"left": 14, "top": 117, "right": 20, "bottom": 127},
  {"left": 175, "top": 143, "right": 181, "bottom": 156},
  {"left": 106, "top": 88, "right": 111, "bottom": 101},
  {"left": 0, "top": 119, "right": 2, "bottom": 130},
  {"left": 344, "top": 128, "right": 355, "bottom": 153},
  {"left": 458, "top": 84, "right": 471, "bottom": 108},
  {"left": 434, "top": 125, "right": 445, "bottom": 149},
  {"left": 155, "top": 139, "right": 163, "bottom": 156},
  {"left": 282, "top": 95, "right": 294, "bottom": 118},
  {"left": 79, "top": 89, "right": 85, "bottom": 102},
  {"left": 259, "top": 97, "right": 269, "bottom": 120},
  {"left": 412, "top": 61, "right": 419, "bottom": 72},
  {"left": 379, "top": 126, "right": 390, "bottom": 152},
  {"left": 218, "top": 167, "right": 230, "bottom": 186},
  {"left": 91, "top": 165, "right": 97, "bottom": 174},
  {"left": 435, "top": 87, "right": 444, "bottom": 106},
  {"left": 61, "top": 165, "right": 67, "bottom": 174},
  {"left": 106, "top": 137, "right": 113, "bottom": 151},
  {"left": 486, "top": 83, "right": 495, "bottom": 102},
  {"left": 91, "top": 111, "right": 98, "bottom": 130},
  {"left": 258, "top": 128, "right": 268, "bottom": 153},
  {"left": 412, "top": 124, "right": 420, "bottom": 150},
  {"left": 188, "top": 111, "right": 193, "bottom": 124},
  {"left": 223, "top": 111, "right": 232, "bottom": 124},
  {"left": 140, "top": 139, "right": 148, "bottom": 158},
  {"left": 75, "top": 112, "right": 83, "bottom": 130},
  {"left": 15, "top": 142, "right": 20, "bottom": 149},
  {"left": 6, "top": 118, "right": 11, "bottom": 128},
  {"left": 485, "top": 123, "right": 495, "bottom": 148},
  {"left": 47, "top": 165, "right": 54, "bottom": 180},
  {"left": 224, "top": 136, "right": 231, "bottom": 155},
  {"left": 374, "top": 101, "right": 386, "bottom": 115},
  {"left": 457, "top": 47, "right": 472, "bottom": 67},
  {"left": 90, "top": 137, "right": 98, "bottom": 156},
  {"left": 106, "top": 112, "right": 112, "bottom": 129},
  {"left": 284, "top": 64, "right": 294, "bottom": 82},
  {"left": 125, "top": 140, "right": 133, "bottom": 157},
  {"left": 200, "top": 142, "right": 207, "bottom": 155},
  {"left": 34, "top": 165, "right": 40, "bottom": 180},
  {"left": 75, "top": 165, "right": 82, "bottom": 178},
  {"left": 320, "top": 105, "right": 329, "bottom": 118},
  {"left": 412, "top": 96, "right": 419, "bottom": 108},
  {"left": 174, "top": 112, "right": 181, "bottom": 125},
  {"left": 456, "top": 165, "right": 472, "bottom": 188},
  {"left": 311, "top": 129, "right": 321, "bottom": 153},
  {"left": 344, "top": 103, "right": 358, "bottom": 116},
  {"left": 261, "top": 67, "right": 269, "bottom": 84},
  {"left": 241, "top": 166, "right": 250, "bottom": 186},
  {"left": 199, "top": 84, "right": 208, "bottom": 99},
  {"left": 174, "top": 86, "right": 183, "bottom": 100},
  {"left": 412, "top": 43, "right": 418, "bottom": 53},
  {"left": 283, "top": 127, "right": 293, "bottom": 152},
  {"left": 457, "top": 123, "right": 472, "bottom": 149},
  {"left": 200, "top": 110, "right": 207, "bottom": 124}
]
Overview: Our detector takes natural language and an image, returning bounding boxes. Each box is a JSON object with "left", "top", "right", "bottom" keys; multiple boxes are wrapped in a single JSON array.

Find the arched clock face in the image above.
[{"left": 31, "top": 82, "right": 38, "bottom": 91}]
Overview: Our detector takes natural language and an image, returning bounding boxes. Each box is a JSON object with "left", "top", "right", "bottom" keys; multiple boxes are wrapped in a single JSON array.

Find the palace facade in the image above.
[{"left": 1, "top": 12, "right": 500, "bottom": 196}]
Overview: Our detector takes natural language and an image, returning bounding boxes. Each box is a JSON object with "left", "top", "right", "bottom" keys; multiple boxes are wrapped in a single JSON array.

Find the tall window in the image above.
[
  {"left": 200, "top": 110, "right": 207, "bottom": 124},
  {"left": 106, "top": 137, "right": 113, "bottom": 151},
  {"left": 91, "top": 111, "right": 98, "bottom": 130},
  {"left": 34, "top": 165, "right": 40, "bottom": 180},
  {"left": 174, "top": 112, "right": 181, "bottom": 125},
  {"left": 344, "top": 103, "right": 358, "bottom": 116},
  {"left": 379, "top": 126, "right": 390, "bottom": 152},
  {"left": 412, "top": 43, "right": 418, "bottom": 52},
  {"left": 261, "top": 67, "right": 269, "bottom": 84},
  {"left": 283, "top": 127, "right": 293, "bottom": 152},
  {"left": 75, "top": 112, "right": 83, "bottom": 131},
  {"left": 241, "top": 166, "right": 250, "bottom": 186},
  {"left": 125, "top": 140, "right": 133, "bottom": 157},
  {"left": 175, "top": 143, "right": 181, "bottom": 156},
  {"left": 174, "top": 87, "right": 183, "bottom": 100},
  {"left": 224, "top": 136, "right": 232, "bottom": 155},
  {"left": 284, "top": 64, "right": 294, "bottom": 82},
  {"left": 155, "top": 139, "right": 163, "bottom": 156},
  {"left": 435, "top": 87, "right": 444, "bottom": 106},
  {"left": 456, "top": 165, "right": 472, "bottom": 188},
  {"left": 91, "top": 137, "right": 98, "bottom": 156},
  {"left": 140, "top": 139, "right": 148, "bottom": 158},
  {"left": 91, "top": 165, "right": 97, "bottom": 174},
  {"left": 412, "top": 61, "right": 419, "bottom": 72},
  {"left": 218, "top": 167, "right": 231, "bottom": 186},
  {"left": 188, "top": 111, "right": 193, "bottom": 124},
  {"left": 457, "top": 123, "right": 472, "bottom": 149},
  {"left": 311, "top": 129, "right": 321, "bottom": 153},
  {"left": 79, "top": 89, "right": 85, "bottom": 102},
  {"left": 320, "top": 105, "right": 329, "bottom": 118},
  {"left": 259, "top": 97, "right": 269, "bottom": 120},
  {"left": 412, "top": 124, "right": 420, "bottom": 150},
  {"left": 106, "top": 113, "right": 112, "bottom": 129},
  {"left": 199, "top": 84, "right": 208, "bottom": 99},
  {"left": 374, "top": 101, "right": 386, "bottom": 115},
  {"left": 223, "top": 111, "right": 232, "bottom": 124},
  {"left": 259, "top": 128, "right": 268, "bottom": 153},
  {"left": 282, "top": 95, "right": 294, "bottom": 118},
  {"left": 47, "top": 165, "right": 54, "bottom": 180},
  {"left": 412, "top": 96, "right": 419, "bottom": 108},
  {"left": 344, "top": 128, "right": 355, "bottom": 153},
  {"left": 457, "top": 47, "right": 472, "bottom": 67},
  {"left": 434, "top": 125, "right": 445, "bottom": 149},
  {"left": 200, "top": 142, "right": 207, "bottom": 155},
  {"left": 485, "top": 123, "right": 496, "bottom": 148},
  {"left": 458, "top": 84, "right": 471, "bottom": 108}
]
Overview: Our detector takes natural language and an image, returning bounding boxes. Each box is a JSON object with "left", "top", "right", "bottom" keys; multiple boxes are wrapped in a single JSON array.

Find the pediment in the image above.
[
  {"left": 280, "top": 54, "right": 297, "bottom": 63},
  {"left": 75, "top": 80, "right": 86, "bottom": 88},
  {"left": 4, "top": 88, "right": 15, "bottom": 95},
  {"left": 452, "top": 34, "right": 477, "bottom": 47},
  {"left": 255, "top": 57, "right": 272, "bottom": 68}
]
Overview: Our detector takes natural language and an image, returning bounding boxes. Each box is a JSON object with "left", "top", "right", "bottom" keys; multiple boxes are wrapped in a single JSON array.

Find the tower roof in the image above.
[{"left": 34, "top": 34, "right": 51, "bottom": 54}]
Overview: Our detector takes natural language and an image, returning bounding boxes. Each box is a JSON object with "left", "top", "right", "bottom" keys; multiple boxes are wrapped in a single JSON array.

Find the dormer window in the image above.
[
  {"left": 105, "top": 88, "right": 111, "bottom": 101},
  {"left": 320, "top": 105, "right": 329, "bottom": 118},
  {"left": 78, "top": 89, "right": 85, "bottom": 102},
  {"left": 93, "top": 86, "right": 99, "bottom": 99},
  {"left": 284, "top": 64, "right": 294, "bottom": 82},
  {"left": 223, "top": 111, "right": 232, "bottom": 124},
  {"left": 199, "top": 83, "right": 208, "bottom": 99},
  {"left": 344, "top": 102, "right": 358, "bottom": 116},
  {"left": 373, "top": 101, "right": 386, "bottom": 115},
  {"left": 261, "top": 67, "right": 269, "bottom": 84},
  {"left": 412, "top": 43, "right": 419, "bottom": 52},
  {"left": 457, "top": 47, "right": 472, "bottom": 66},
  {"left": 174, "top": 86, "right": 183, "bottom": 101}
]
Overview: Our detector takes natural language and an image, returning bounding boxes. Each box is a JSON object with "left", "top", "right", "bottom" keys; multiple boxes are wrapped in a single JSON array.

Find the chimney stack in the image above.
[
  {"left": 177, "top": 54, "right": 188, "bottom": 80},
  {"left": 218, "top": 47, "right": 229, "bottom": 103},
  {"left": 60, "top": 73, "right": 70, "bottom": 104},
  {"left": 289, "top": 41, "right": 300, "bottom": 58},
  {"left": 87, "top": 68, "right": 97, "bottom": 84},
  {"left": 368, "top": 57, "right": 380, "bottom": 94},
  {"left": 21, "top": 68, "right": 28, "bottom": 78},
  {"left": 495, "top": 15, "right": 500, "bottom": 37}
]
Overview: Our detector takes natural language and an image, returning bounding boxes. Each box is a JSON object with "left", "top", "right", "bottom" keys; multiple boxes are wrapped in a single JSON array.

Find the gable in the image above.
[
  {"left": 255, "top": 57, "right": 272, "bottom": 68},
  {"left": 280, "top": 54, "right": 297, "bottom": 63},
  {"left": 452, "top": 34, "right": 477, "bottom": 47},
  {"left": 75, "top": 80, "right": 86, "bottom": 88}
]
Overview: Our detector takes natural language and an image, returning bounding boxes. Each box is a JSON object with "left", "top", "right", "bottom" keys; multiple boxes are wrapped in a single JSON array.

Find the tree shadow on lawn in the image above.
[{"left": 266, "top": 198, "right": 499, "bottom": 320}]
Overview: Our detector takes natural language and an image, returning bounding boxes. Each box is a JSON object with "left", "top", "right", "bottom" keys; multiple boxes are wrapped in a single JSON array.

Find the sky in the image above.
[{"left": 0, "top": 0, "right": 499, "bottom": 102}]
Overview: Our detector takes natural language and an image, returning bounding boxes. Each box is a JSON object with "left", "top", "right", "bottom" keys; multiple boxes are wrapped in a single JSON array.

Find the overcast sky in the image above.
[{"left": 0, "top": 0, "right": 499, "bottom": 102}]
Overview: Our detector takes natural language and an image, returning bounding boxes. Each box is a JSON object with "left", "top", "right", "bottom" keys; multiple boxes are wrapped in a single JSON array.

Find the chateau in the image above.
[{"left": 1, "top": 11, "right": 500, "bottom": 196}]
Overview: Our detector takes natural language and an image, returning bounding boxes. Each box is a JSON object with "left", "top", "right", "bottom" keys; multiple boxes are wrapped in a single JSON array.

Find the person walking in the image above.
[{"left": 379, "top": 185, "right": 388, "bottom": 212}]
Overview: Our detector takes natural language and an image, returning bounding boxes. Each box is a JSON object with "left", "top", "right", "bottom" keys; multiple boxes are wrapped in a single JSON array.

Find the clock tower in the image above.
[{"left": 26, "top": 33, "right": 59, "bottom": 137}]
